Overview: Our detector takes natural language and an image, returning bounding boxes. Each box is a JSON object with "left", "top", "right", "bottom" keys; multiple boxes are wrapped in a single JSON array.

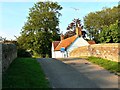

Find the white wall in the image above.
[
  {"left": 51, "top": 43, "right": 55, "bottom": 58},
  {"left": 67, "top": 37, "right": 89, "bottom": 57},
  {"left": 52, "top": 43, "right": 68, "bottom": 58},
  {"left": 54, "top": 51, "right": 67, "bottom": 58},
  {"left": 52, "top": 37, "right": 89, "bottom": 58},
  {"left": 52, "top": 50, "right": 68, "bottom": 58}
]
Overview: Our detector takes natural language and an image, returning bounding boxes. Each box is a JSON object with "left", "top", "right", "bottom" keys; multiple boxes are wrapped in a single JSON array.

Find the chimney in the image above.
[
  {"left": 61, "top": 34, "right": 64, "bottom": 41},
  {"left": 76, "top": 26, "right": 82, "bottom": 37}
]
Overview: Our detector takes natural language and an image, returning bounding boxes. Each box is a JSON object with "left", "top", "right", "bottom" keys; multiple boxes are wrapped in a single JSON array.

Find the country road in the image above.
[{"left": 37, "top": 58, "right": 119, "bottom": 88}]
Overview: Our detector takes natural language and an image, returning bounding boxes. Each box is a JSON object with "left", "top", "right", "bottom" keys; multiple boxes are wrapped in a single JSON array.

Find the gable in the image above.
[{"left": 67, "top": 37, "right": 89, "bottom": 53}]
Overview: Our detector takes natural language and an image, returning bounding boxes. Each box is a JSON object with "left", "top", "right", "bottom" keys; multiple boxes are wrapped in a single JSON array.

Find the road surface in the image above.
[{"left": 37, "top": 58, "right": 119, "bottom": 88}]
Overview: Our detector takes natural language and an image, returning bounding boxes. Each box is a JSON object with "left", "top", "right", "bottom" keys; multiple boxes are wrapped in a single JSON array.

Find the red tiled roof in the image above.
[
  {"left": 55, "top": 35, "right": 77, "bottom": 51},
  {"left": 52, "top": 41, "right": 60, "bottom": 49},
  {"left": 88, "top": 40, "right": 96, "bottom": 44}
]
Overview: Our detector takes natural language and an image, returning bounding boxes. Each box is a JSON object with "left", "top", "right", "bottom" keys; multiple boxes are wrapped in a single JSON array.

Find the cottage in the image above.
[{"left": 52, "top": 26, "right": 95, "bottom": 58}]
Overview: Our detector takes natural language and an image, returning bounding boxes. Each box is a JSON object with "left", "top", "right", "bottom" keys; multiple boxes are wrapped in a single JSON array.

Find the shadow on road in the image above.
[{"left": 37, "top": 58, "right": 101, "bottom": 88}]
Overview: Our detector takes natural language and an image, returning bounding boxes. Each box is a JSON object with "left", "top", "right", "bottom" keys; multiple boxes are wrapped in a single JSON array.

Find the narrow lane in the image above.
[
  {"left": 37, "top": 58, "right": 118, "bottom": 88},
  {"left": 37, "top": 58, "right": 99, "bottom": 88},
  {"left": 63, "top": 59, "right": 118, "bottom": 88}
]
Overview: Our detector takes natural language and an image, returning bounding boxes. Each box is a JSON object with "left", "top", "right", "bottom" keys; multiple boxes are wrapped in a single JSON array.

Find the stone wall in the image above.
[
  {"left": 0, "top": 44, "right": 17, "bottom": 72},
  {"left": 70, "top": 43, "right": 120, "bottom": 62}
]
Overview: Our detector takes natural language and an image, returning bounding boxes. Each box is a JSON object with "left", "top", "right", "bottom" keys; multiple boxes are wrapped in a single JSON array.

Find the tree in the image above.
[
  {"left": 66, "top": 18, "right": 82, "bottom": 31},
  {"left": 64, "top": 18, "right": 86, "bottom": 39},
  {"left": 99, "top": 20, "right": 120, "bottom": 43},
  {"left": 64, "top": 30, "right": 76, "bottom": 39},
  {"left": 0, "top": 36, "right": 4, "bottom": 41},
  {"left": 84, "top": 5, "right": 119, "bottom": 43},
  {"left": 0, "top": 36, "right": 6, "bottom": 42},
  {"left": 17, "top": 1, "right": 62, "bottom": 57}
]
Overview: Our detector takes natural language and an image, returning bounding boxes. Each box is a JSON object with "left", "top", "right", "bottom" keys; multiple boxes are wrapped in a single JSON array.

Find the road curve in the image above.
[{"left": 37, "top": 58, "right": 101, "bottom": 88}]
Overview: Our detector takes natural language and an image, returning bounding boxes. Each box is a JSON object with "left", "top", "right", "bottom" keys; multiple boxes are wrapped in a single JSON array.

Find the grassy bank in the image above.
[
  {"left": 87, "top": 56, "right": 120, "bottom": 74},
  {"left": 2, "top": 58, "right": 50, "bottom": 88}
]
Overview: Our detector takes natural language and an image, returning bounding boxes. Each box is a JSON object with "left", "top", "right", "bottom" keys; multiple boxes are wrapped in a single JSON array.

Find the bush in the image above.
[{"left": 17, "top": 49, "right": 32, "bottom": 57}]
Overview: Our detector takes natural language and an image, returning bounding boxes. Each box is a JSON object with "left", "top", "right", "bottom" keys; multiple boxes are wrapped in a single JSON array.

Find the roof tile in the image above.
[
  {"left": 53, "top": 41, "right": 60, "bottom": 49},
  {"left": 55, "top": 35, "right": 77, "bottom": 51}
]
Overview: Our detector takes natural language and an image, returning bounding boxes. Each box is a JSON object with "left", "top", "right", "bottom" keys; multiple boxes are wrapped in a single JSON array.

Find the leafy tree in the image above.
[
  {"left": 17, "top": 1, "right": 62, "bottom": 57},
  {"left": 64, "top": 18, "right": 86, "bottom": 39},
  {"left": 0, "top": 36, "right": 5, "bottom": 41},
  {"left": 84, "top": 5, "right": 119, "bottom": 43},
  {"left": 99, "top": 20, "right": 120, "bottom": 43},
  {"left": 64, "top": 30, "right": 76, "bottom": 39},
  {"left": 66, "top": 18, "right": 82, "bottom": 31}
]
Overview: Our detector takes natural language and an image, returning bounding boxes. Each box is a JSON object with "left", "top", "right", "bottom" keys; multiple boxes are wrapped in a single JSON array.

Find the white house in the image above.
[{"left": 52, "top": 26, "right": 95, "bottom": 58}]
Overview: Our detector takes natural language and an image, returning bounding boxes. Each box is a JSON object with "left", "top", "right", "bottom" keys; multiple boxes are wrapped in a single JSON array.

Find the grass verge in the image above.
[
  {"left": 87, "top": 56, "right": 120, "bottom": 74},
  {"left": 2, "top": 58, "right": 51, "bottom": 88}
]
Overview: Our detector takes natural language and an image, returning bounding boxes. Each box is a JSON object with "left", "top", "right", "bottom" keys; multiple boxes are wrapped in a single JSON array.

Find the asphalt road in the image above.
[{"left": 37, "top": 58, "right": 119, "bottom": 88}]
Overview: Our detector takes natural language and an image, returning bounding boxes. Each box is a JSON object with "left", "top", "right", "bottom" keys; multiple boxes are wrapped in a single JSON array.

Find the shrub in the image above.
[{"left": 17, "top": 48, "right": 32, "bottom": 57}]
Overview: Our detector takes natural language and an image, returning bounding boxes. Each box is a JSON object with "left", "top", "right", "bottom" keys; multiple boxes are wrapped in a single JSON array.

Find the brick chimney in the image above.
[
  {"left": 76, "top": 26, "right": 82, "bottom": 37},
  {"left": 61, "top": 34, "right": 64, "bottom": 41}
]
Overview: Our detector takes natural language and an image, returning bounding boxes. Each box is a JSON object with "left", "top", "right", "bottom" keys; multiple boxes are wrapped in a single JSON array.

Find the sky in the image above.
[{"left": 0, "top": 0, "right": 118, "bottom": 40}]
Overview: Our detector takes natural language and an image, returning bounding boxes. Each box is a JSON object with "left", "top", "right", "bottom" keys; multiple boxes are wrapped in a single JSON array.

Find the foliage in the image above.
[
  {"left": 17, "top": 1, "right": 62, "bottom": 57},
  {"left": 0, "top": 36, "right": 6, "bottom": 41},
  {"left": 87, "top": 56, "right": 120, "bottom": 74},
  {"left": 2, "top": 58, "right": 51, "bottom": 88},
  {"left": 99, "top": 20, "right": 120, "bottom": 43},
  {"left": 64, "top": 18, "right": 86, "bottom": 39},
  {"left": 84, "top": 5, "right": 119, "bottom": 43},
  {"left": 64, "top": 30, "right": 76, "bottom": 39},
  {"left": 66, "top": 18, "right": 82, "bottom": 30},
  {"left": 17, "top": 48, "right": 32, "bottom": 57}
]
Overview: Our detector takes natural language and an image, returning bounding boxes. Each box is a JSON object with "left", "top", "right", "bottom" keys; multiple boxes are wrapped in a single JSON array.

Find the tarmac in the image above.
[{"left": 37, "top": 58, "right": 119, "bottom": 88}]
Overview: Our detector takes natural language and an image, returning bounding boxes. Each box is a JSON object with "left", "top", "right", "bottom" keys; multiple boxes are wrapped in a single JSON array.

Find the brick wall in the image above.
[
  {"left": 70, "top": 43, "right": 120, "bottom": 62},
  {"left": 0, "top": 44, "right": 17, "bottom": 72}
]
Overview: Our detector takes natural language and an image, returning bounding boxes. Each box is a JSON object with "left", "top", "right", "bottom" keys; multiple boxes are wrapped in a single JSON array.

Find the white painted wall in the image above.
[
  {"left": 67, "top": 37, "right": 89, "bottom": 57},
  {"left": 52, "top": 43, "right": 68, "bottom": 58},
  {"left": 52, "top": 36, "right": 89, "bottom": 58},
  {"left": 54, "top": 51, "right": 67, "bottom": 58},
  {"left": 52, "top": 43, "right": 55, "bottom": 58}
]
